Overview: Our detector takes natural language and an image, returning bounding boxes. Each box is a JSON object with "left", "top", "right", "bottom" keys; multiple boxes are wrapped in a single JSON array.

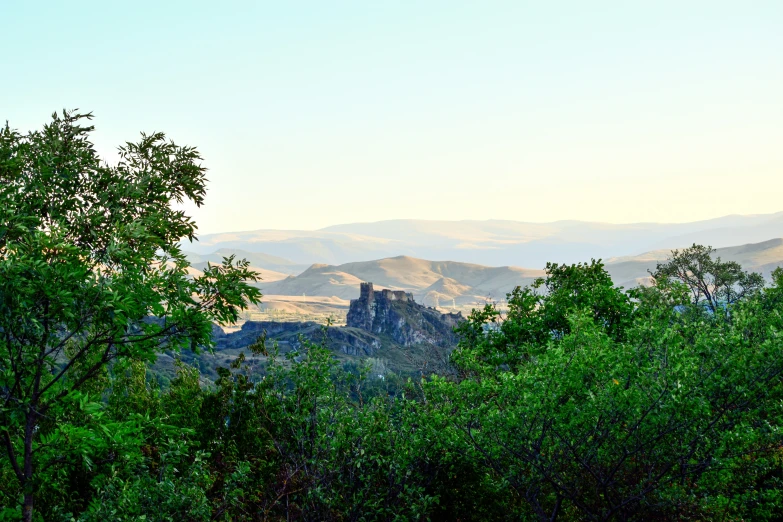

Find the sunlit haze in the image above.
[{"left": 2, "top": 1, "right": 781, "bottom": 233}]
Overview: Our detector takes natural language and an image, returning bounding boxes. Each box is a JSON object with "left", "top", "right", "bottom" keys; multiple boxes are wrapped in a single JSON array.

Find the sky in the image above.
[{"left": 2, "top": 1, "right": 782, "bottom": 234}]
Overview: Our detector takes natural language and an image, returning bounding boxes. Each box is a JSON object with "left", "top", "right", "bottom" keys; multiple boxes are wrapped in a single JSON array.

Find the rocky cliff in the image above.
[
  {"left": 346, "top": 282, "right": 462, "bottom": 347},
  {"left": 209, "top": 283, "right": 463, "bottom": 367}
]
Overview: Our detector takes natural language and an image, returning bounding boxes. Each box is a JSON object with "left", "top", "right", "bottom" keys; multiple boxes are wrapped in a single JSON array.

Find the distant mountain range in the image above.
[
  {"left": 186, "top": 237, "right": 783, "bottom": 307},
  {"left": 185, "top": 213, "right": 783, "bottom": 268},
  {"left": 183, "top": 248, "right": 309, "bottom": 279}
]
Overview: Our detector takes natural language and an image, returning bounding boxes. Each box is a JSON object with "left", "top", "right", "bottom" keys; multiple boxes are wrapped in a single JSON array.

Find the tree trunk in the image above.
[
  {"left": 22, "top": 493, "right": 34, "bottom": 522},
  {"left": 22, "top": 408, "right": 37, "bottom": 522}
]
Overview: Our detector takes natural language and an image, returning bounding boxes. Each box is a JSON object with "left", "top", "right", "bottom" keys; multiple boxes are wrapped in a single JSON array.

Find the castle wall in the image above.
[{"left": 379, "top": 288, "right": 412, "bottom": 301}]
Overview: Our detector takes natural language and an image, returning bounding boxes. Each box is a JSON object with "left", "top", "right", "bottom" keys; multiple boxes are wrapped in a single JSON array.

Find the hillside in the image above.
[
  {"left": 604, "top": 238, "right": 783, "bottom": 288},
  {"left": 249, "top": 238, "right": 783, "bottom": 305},
  {"left": 184, "top": 238, "right": 783, "bottom": 310},
  {"left": 260, "top": 256, "right": 543, "bottom": 303},
  {"left": 189, "top": 261, "right": 290, "bottom": 283},
  {"left": 184, "top": 213, "right": 783, "bottom": 268},
  {"left": 257, "top": 295, "right": 350, "bottom": 315},
  {"left": 183, "top": 248, "right": 308, "bottom": 275},
  {"left": 261, "top": 265, "right": 366, "bottom": 299},
  {"left": 421, "top": 277, "right": 480, "bottom": 306},
  {"left": 170, "top": 238, "right": 783, "bottom": 382}
]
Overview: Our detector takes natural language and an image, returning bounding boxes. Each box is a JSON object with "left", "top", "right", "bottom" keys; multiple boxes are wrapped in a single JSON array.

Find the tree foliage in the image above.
[
  {"left": 0, "top": 111, "right": 261, "bottom": 521},
  {"left": 650, "top": 243, "right": 765, "bottom": 313},
  {"left": 435, "top": 255, "right": 783, "bottom": 520},
  {"left": 452, "top": 259, "right": 633, "bottom": 374}
]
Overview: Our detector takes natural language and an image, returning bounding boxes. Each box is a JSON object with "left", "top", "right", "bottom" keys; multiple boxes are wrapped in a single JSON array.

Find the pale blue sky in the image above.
[{"left": 2, "top": 1, "right": 781, "bottom": 233}]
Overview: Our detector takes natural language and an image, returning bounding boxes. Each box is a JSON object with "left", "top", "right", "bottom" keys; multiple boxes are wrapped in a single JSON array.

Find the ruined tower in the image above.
[{"left": 346, "top": 282, "right": 460, "bottom": 346}]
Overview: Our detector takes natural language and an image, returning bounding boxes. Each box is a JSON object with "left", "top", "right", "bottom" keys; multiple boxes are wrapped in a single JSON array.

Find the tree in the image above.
[
  {"left": 0, "top": 110, "right": 261, "bottom": 521},
  {"left": 452, "top": 259, "right": 633, "bottom": 373},
  {"left": 438, "top": 253, "right": 783, "bottom": 520},
  {"left": 650, "top": 243, "right": 764, "bottom": 314}
]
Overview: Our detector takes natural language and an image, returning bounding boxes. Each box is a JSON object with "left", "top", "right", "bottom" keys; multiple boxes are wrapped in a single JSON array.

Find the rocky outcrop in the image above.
[
  {"left": 211, "top": 284, "right": 463, "bottom": 360},
  {"left": 215, "top": 320, "right": 381, "bottom": 356},
  {"left": 347, "top": 282, "right": 463, "bottom": 347}
]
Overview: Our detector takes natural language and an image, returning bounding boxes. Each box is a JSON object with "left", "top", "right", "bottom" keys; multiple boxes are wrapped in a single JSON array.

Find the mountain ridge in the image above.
[
  {"left": 186, "top": 213, "right": 783, "bottom": 268},
  {"left": 252, "top": 238, "right": 783, "bottom": 305}
]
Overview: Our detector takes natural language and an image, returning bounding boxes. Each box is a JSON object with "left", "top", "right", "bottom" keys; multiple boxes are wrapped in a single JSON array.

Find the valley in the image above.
[
  {"left": 174, "top": 225, "right": 783, "bottom": 384},
  {"left": 185, "top": 228, "right": 783, "bottom": 323}
]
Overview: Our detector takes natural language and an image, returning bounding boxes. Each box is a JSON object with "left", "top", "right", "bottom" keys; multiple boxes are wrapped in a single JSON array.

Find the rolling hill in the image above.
[
  {"left": 249, "top": 239, "right": 783, "bottom": 305},
  {"left": 183, "top": 248, "right": 308, "bottom": 275},
  {"left": 604, "top": 238, "right": 783, "bottom": 288},
  {"left": 184, "top": 231, "right": 783, "bottom": 309},
  {"left": 420, "top": 277, "right": 478, "bottom": 307},
  {"left": 259, "top": 256, "right": 543, "bottom": 304}
]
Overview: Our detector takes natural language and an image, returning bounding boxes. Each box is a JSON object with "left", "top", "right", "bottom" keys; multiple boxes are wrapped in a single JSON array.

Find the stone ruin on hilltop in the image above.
[
  {"left": 346, "top": 282, "right": 463, "bottom": 347},
  {"left": 213, "top": 282, "right": 465, "bottom": 360}
]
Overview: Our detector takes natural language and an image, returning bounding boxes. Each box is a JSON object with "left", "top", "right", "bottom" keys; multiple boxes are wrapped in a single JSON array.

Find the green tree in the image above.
[
  {"left": 650, "top": 243, "right": 764, "bottom": 314},
  {"left": 0, "top": 111, "right": 261, "bottom": 521},
  {"left": 437, "top": 254, "right": 783, "bottom": 520},
  {"left": 73, "top": 360, "right": 215, "bottom": 522},
  {"left": 452, "top": 259, "right": 633, "bottom": 373}
]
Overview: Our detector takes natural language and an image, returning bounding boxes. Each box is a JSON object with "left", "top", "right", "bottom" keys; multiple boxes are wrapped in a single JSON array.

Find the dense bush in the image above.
[{"left": 4, "top": 257, "right": 782, "bottom": 520}]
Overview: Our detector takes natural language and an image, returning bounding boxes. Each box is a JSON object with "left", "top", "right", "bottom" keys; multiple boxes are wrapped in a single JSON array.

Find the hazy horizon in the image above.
[
  {"left": 3, "top": 1, "right": 782, "bottom": 234},
  {"left": 198, "top": 211, "right": 783, "bottom": 235}
]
